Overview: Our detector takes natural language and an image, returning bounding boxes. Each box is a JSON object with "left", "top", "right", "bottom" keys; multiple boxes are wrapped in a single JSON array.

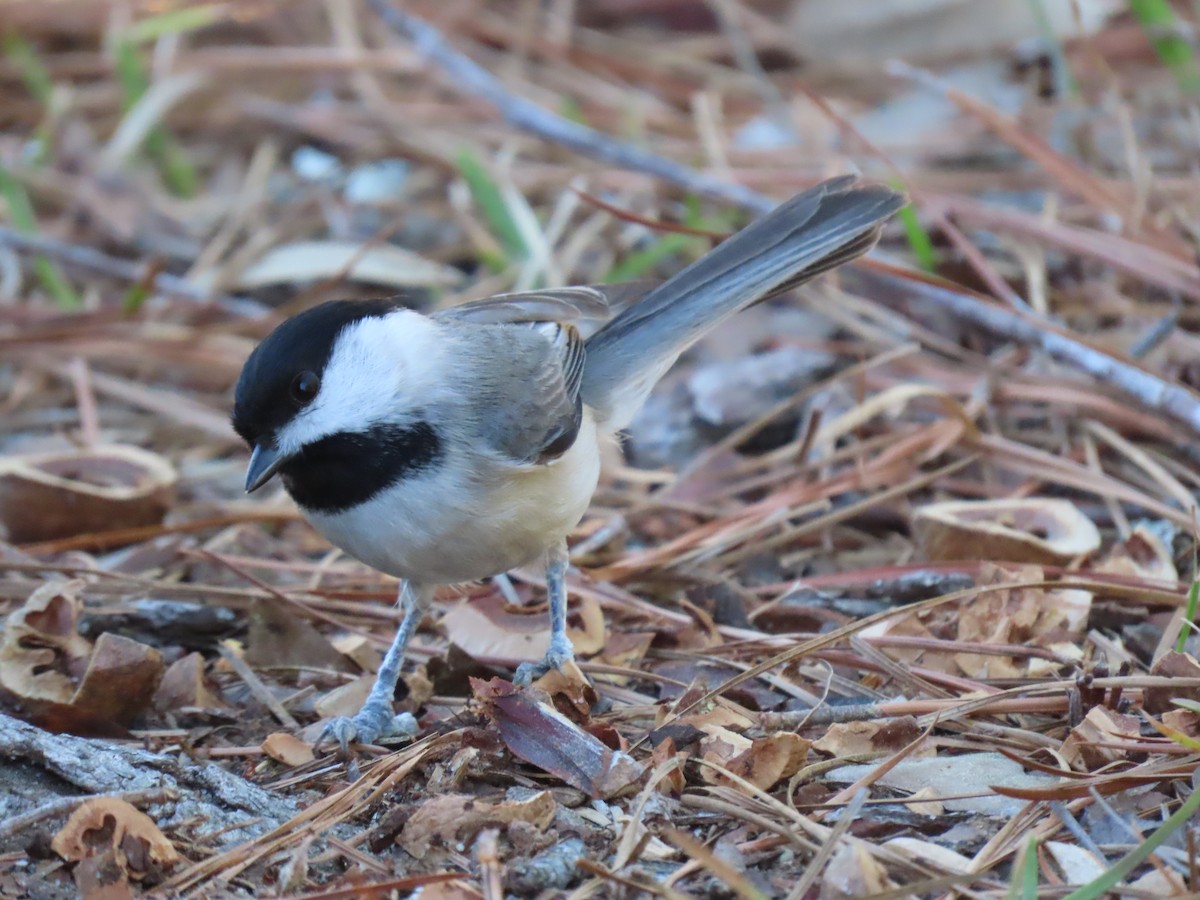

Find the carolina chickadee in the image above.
[{"left": 232, "top": 176, "right": 904, "bottom": 750}]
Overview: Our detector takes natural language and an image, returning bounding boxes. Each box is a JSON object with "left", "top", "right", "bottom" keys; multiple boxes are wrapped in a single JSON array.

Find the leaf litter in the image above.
[{"left": 0, "top": 1, "right": 1199, "bottom": 897}]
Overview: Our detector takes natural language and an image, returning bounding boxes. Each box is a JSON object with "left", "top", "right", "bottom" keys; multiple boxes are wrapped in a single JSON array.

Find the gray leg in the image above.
[
  {"left": 514, "top": 541, "right": 575, "bottom": 685},
  {"left": 320, "top": 581, "right": 432, "bottom": 752}
]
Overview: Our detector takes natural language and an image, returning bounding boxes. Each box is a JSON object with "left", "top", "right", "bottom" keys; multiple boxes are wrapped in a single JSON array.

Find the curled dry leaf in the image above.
[
  {"left": 71, "top": 632, "right": 164, "bottom": 727},
  {"left": 51, "top": 797, "right": 179, "bottom": 876},
  {"left": 698, "top": 726, "right": 809, "bottom": 791},
  {"left": 444, "top": 593, "right": 550, "bottom": 664},
  {"left": 822, "top": 841, "right": 893, "bottom": 899},
  {"left": 262, "top": 732, "right": 316, "bottom": 767},
  {"left": 812, "top": 717, "right": 926, "bottom": 759},
  {"left": 1095, "top": 524, "right": 1177, "bottom": 583},
  {"left": 1144, "top": 651, "right": 1200, "bottom": 714},
  {"left": 233, "top": 240, "right": 464, "bottom": 291},
  {"left": 0, "top": 445, "right": 176, "bottom": 543},
  {"left": 314, "top": 673, "right": 374, "bottom": 720},
  {"left": 1061, "top": 706, "right": 1143, "bottom": 770},
  {"left": 912, "top": 498, "right": 1100, "bottom": 565},
  {"left": 444, "top": 593, "right": 607, "bottom": 664},
  {"left": 398, "top": 790, "right": 556, "bottom": 859},
  {"left": 153, "top": 652, "right": 224, "bottom": 712},
  {"left": 0, "top": 580, "right": 93, "bottom": 703},
  {"left": 472, "top": 677, "right": 642, "bottom": 799}
]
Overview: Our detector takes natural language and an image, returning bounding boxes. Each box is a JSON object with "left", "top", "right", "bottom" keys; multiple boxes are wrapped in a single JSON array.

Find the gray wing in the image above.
[
  {"left": 437, "top": 313, "right": 587, "bottom": 465},
  {"left": 433, "top": 285, "right": 642, "bottom": 464},
  {"left": 435, "top": 283, "right": 653, "bottom": 339}
]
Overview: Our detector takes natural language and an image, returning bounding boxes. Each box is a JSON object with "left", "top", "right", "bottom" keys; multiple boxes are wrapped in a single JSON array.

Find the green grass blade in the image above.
[
  {"left": 124, "top": 3, "right": 224, "bottom": 44},
  {"left": 1130, "top": 0, "right": 1200, "bottom": 93},
  {"left": 606, "top": 232, "right": 704, "bottom": 282},
  {"left": 1175, "top": 576, "right": 1199, "bottom": 653},
  {"left": 3, "top": 34, "right": 54, "bottom": 105},
  {"left": 0, "top": 162, "right": 80, "bottom": 308},
  {"left": 1062, "top": 775, "right": 1200, "bottom": 899},
  {"left": 455, "top": 148, "right": 527, "bottom": 268},
  {"left": 113, "top": 39, "right": 198, "bottom": 197},
  {"left": 1007, "top": 834, "right": 1040, "bottom": 900},
  {"left": 893, "top": 190, "right": 935, "bottom": 273}
]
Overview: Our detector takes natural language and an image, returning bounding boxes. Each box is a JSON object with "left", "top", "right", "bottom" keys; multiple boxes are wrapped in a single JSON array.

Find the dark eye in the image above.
[{"left": 290, "top": 371, "right": 320, "bottom": 405}]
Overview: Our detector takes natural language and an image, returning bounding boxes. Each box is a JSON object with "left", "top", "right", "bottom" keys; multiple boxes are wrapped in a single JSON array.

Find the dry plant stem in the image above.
[
  {"left": 0, "top": 225, "right": 268, "bottom": 318},
  {"left": 858, "top": 261, "right": 1200, "bottom": 439},
  {"left": 366, "top": 0, "right": 773, "bottom": 213}
]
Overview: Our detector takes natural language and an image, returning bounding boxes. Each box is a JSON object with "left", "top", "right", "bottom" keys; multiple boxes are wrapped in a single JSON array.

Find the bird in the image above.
[{"left": 231, "top": 176, "right": 905, "bottom": 751}]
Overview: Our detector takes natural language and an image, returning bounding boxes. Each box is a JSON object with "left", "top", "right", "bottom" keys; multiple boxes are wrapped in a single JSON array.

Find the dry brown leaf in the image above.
[
  {"left": 398, "top": 790, "right": 556, "bottom": 859},
  {"left": 473, "top": 677, "right": 643, "bottom": 798},
  {"left": 1061, "top": 706, "right": 1143, "bottom": 770},
  {"left": 913, "top": 498, "right": 1100, "bottom": 565},
  {"left": 314, "top": 674, "right": 374, "bottom": 719},
  {"left": 245, "top": 598, "right": 351, "bottom": 672},
  {"left": 1095, "top": 525, "right": 1177, "bottom": 583},
  {"left": 443, "top": 594, "right": 550, "bottom": 664},
  {"left": 821, "top": 841, "right": 893, "bottom": 898},
  {"left": 722, "top": 732, "right": 810, "bottom": 791},
  {"left": 813, "top": 717, "right": 925, "bottom": 760},
  {"left": 0, "top": 445, "right": 176, "bottom": 543},
  {"left": 52, "top": 797, "right": 179, "bottom": 879},
  {"left": 0, "top": 580, "right": 92, "bottom": 703},
  {"left": 153, "top": 652, "right": 224, "bottom": 712},
  {"left": 1143, "top": 652, "right": 1200, "bottom": 714},
  {"left": 262, "top": 732, "right": 316, "bottom": 767},
  {"left": 71, "top": 633, "right": 163, "bottom": 726}
]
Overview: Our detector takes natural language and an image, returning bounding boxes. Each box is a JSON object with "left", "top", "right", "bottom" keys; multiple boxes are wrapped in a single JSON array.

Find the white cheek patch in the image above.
[{"left": 275, "top": 309, "right": 445, "bottom": 456}]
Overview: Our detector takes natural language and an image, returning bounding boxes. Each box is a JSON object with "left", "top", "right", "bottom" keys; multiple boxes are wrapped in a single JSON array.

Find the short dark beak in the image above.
[{"left": 245, "top": 443, "right": 286, "bottom": 492}]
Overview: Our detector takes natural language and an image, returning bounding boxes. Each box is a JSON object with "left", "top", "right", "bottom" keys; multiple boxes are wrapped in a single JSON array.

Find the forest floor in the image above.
[{"left": 1, "top": 1, "right": 1199, "bottom": 897}]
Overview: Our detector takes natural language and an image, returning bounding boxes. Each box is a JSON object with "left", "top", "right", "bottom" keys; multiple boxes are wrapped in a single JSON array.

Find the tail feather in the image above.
[{"left": 581, "top": 178, "right": 905, "bottom": 430}]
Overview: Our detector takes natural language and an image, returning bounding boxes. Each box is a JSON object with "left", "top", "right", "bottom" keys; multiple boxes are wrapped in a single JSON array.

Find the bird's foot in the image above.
[
  {"left": 318, "top": 697, "right": 419, "bottom": 755},
  {"left": 514, "top": 637, "right": 576, "bottom": 686}
]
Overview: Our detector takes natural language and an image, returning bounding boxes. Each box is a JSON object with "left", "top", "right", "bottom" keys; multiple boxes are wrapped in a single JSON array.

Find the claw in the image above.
[
  {"left": 317, "top": 698, "right": 418, "bottom": 758},
  {"left": 514, "top": 639, "right": 576, "bottom": 686}
]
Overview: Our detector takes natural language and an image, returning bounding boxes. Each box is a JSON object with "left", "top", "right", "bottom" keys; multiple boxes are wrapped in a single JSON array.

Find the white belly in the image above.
[{"left": 304, "top": 414, "right": 601, "bottom": 585}]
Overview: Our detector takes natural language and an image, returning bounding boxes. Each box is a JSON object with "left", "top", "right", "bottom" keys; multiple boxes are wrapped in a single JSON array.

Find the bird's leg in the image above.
[
  {"left": 319, "top": 580, "right": 432, "bottom": 753},
  {"left": 514, "top": 540, "right": 575, "bottom": 685}
]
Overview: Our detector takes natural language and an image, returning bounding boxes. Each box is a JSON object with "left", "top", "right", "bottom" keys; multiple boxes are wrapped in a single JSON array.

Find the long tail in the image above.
[{"left": 581, "top": 177, "right": 906, "bottom": 430}]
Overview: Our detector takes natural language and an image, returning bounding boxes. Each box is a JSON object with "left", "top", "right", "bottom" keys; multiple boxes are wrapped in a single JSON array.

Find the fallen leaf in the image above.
[
  {"left": 1144, "top": 652, "right": 1200, "bottom": 714},
  {"left": 1062, "top": 706, "right": 1142, "bottom": 770},
  {"left": 822, "top": 841, "right": 893, "bottom": 898},
  {"left": 52, "top": 798, "right": 179, "bottom": 881},
  {"left": 153, "top": 652, "right": 224, "bottom": 711},
  {"left": 71, "top": 633, "right": 163, "bottom": 726},
  {"left": 262, "top": 732, "right": 316, "bottom": 767},
  {"left": 913, "top": 498, "right": 1100, "bottom": 565},
  {"left": 473, "top": 677, "right": 642, "bottom": 798},
  {"left": 245, "top": 598, "right": 350, "bottom": 672},
  {"left": 813, "top": 717, "right": 925, "bottom": 759},
  {"left": 443, "top": 594, "right": 550, "bottom": 664},
  {"left": 0, "top": 445, "right": 176, "bottom": 543},
  {"left": 721, "top": 732, "right": 809, "bottom": 791},
  {"left": 398, "top": 790, "right": 556, "bottom": 859},
  {"left": 0, "top": 580, "right": 92, "bottom": 703},
  {"left": 314, "top": 674, "right": 374, "bottom": 719},
  {"left": 234, "top": 240, "right": 462, "bottom": 290}
]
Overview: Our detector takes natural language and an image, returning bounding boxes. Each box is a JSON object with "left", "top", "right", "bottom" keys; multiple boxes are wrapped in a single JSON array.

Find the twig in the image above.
[
  {"left": 0, "top": 225, "right": 268, "bottom": 318},
  {"left": 856, "top": 260, "right": 1200, "bottom": 438},
  {"left": 218, "top": 644, "right": 299, "bottom": 729},
  {"left": 365, "top": 0, "right": 774, "bottom": 213}
]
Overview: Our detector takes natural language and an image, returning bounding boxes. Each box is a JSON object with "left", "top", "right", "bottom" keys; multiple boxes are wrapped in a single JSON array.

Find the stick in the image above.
[
  {"left": 0, "top": 225, "right": 269, "bottom": 318},
  {"left": 365, "top": 0, "right": 774, "bottom": 213}
]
